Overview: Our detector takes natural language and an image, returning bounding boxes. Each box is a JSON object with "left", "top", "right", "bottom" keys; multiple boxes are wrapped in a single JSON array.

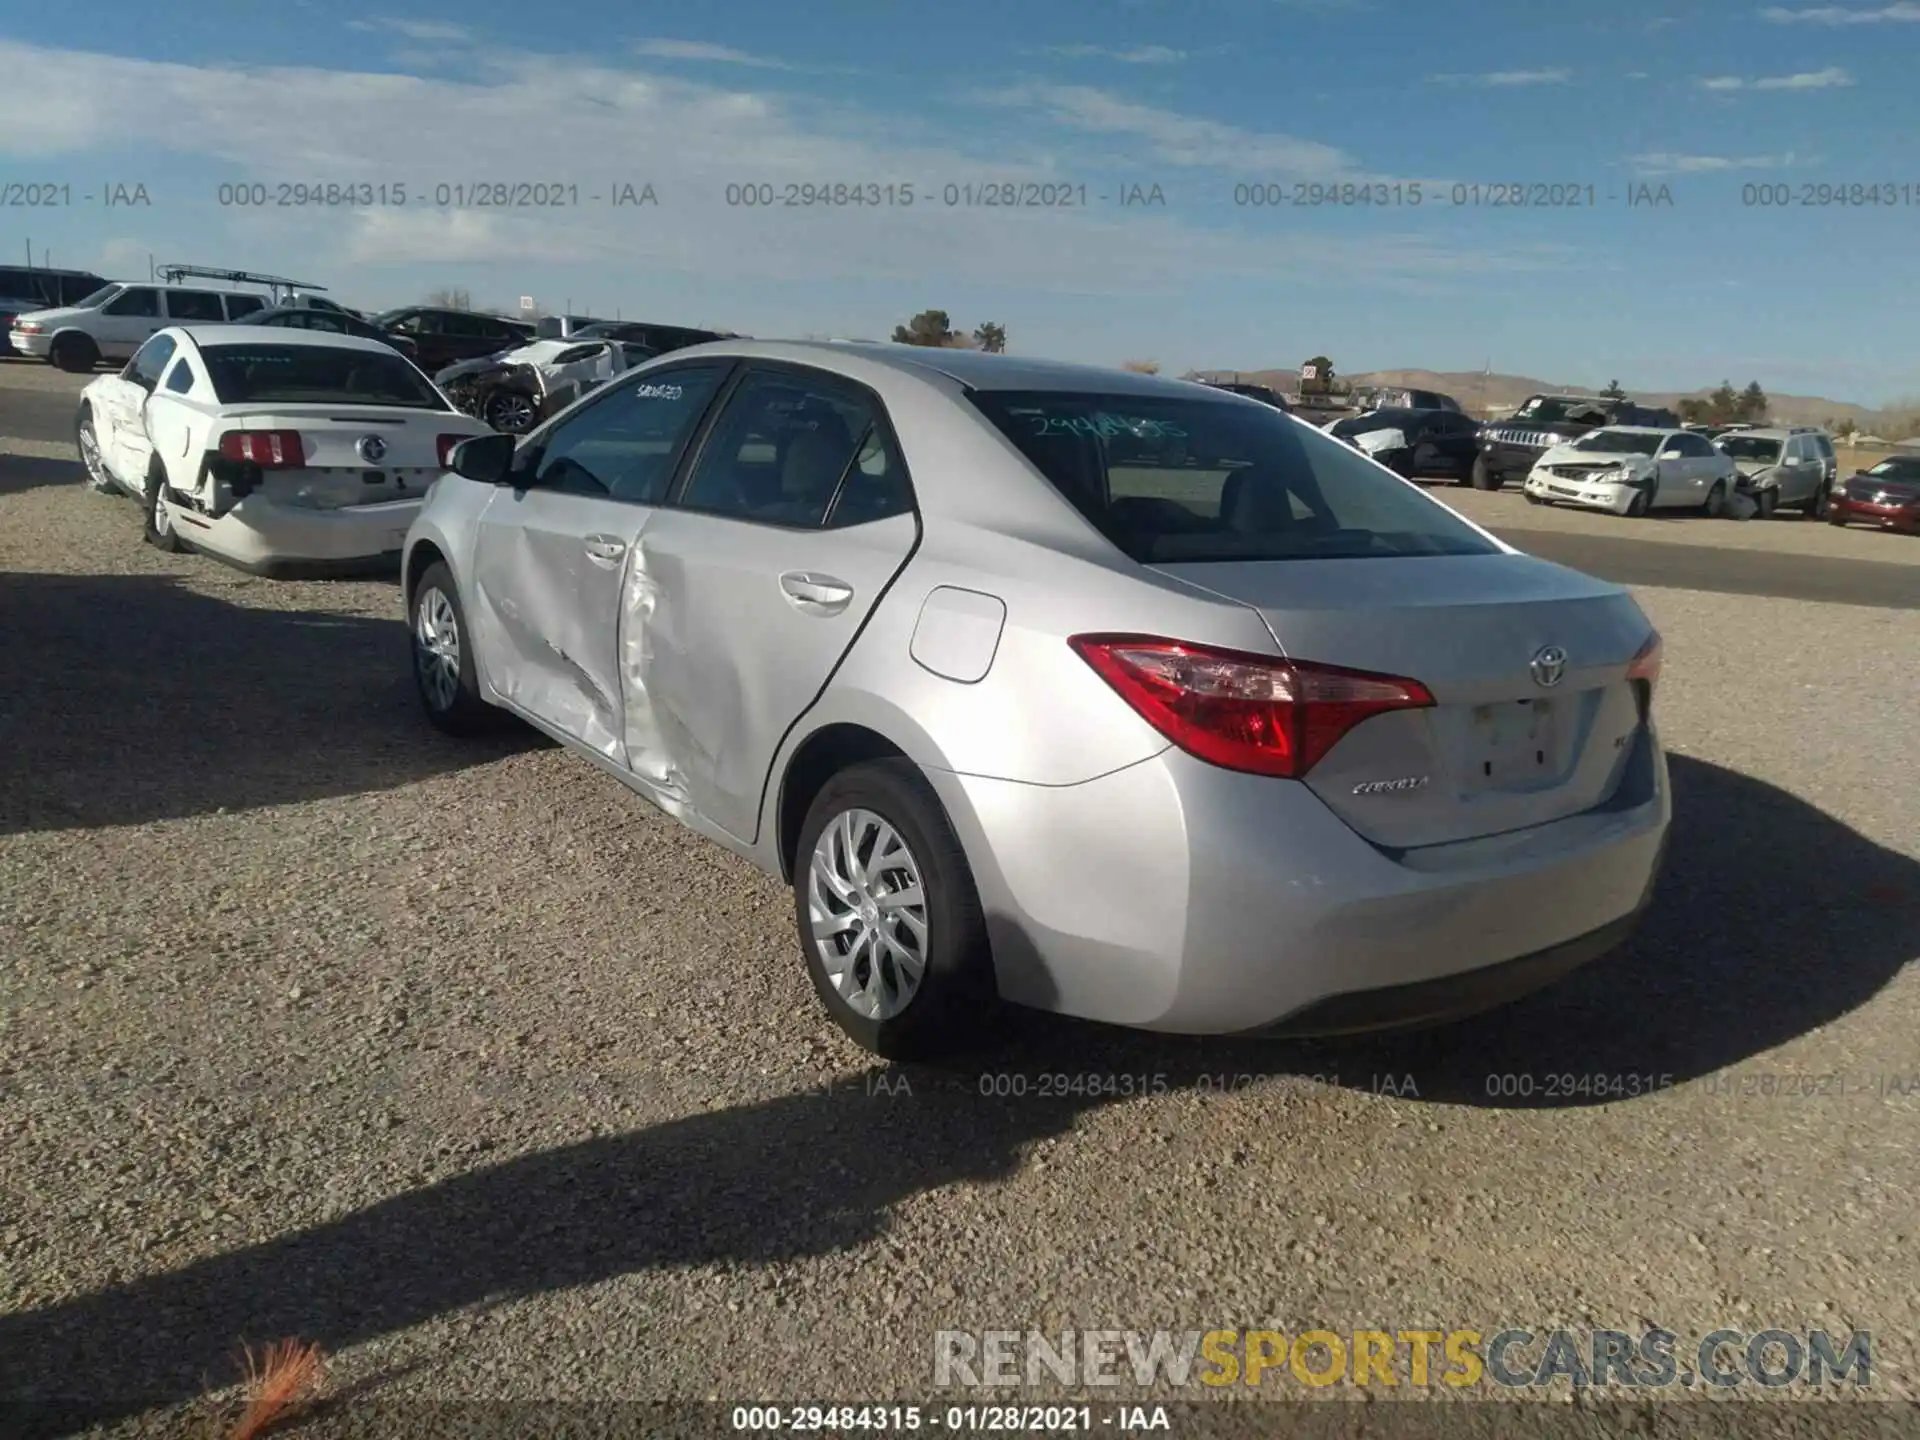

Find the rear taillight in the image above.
[
  {"left": 1627, "top": 631, "right": 1662, "bottom": 722},
  {"left": 436, "top": 434, "right": 465, "bottom": 467},
  {"left": 1069, "top": 634, "right": 1435, "bottom": 780},
  {"left": 217, "top": 430, "right": 305, "bottom": 468}
]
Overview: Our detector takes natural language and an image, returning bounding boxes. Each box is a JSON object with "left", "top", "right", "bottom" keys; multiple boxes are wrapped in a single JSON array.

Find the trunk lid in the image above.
[
  {"left": 1156, "top": 553, "right": 1653, "bottom": 850},
  {"left": 218, "top": 406, "right": 477, "bottom": 510}
]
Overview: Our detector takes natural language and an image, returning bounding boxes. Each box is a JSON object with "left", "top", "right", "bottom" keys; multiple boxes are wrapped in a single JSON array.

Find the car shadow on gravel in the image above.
[
  {"left": 0, "top": 572, "right": 537, "bottom": 834},
  {"left": 0, "top": 454, "right": 82, "bottom": 498},
  {"left": 971, "top": 753, "right": 1920, "bottom": 1109}
]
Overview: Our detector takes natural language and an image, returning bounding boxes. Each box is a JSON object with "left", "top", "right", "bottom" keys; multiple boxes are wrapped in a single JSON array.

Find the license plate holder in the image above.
[{"left": 1470, "top": 698, "right": 1557, "bottom": 788}]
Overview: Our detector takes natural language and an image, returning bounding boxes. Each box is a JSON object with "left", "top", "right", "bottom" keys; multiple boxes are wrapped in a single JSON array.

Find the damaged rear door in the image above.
[
  {"left": 468, "top": 361, "right": 734, "bottom": 759},
  {"left": 628, "top": 364, "right": 920, "bottom": 844}
]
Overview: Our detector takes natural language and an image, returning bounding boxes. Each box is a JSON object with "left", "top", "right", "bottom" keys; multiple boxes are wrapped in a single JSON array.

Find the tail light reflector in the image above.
[
  {"left": 436, "top": 434, "right": 466, "bottom": 468},
  {"left": 1627, "top": 630, "right": 1662, "bottom": 720},
  {"left": 1069, "top": 634, "right": 1434, "bottom": 779},
  {"left": 217, "top": 430, "right": 305, "bottom": 468}
]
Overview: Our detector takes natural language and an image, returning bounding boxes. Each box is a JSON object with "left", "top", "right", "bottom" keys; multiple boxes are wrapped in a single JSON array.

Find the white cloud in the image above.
[
  {"left": 1427, "top": 69, "right": 1572, "bottom": 86},
  {"left": 631, "top": 39, "right": 792, "bottom": 69},
  {"left": 1627, "top": 150, "right": 1802, "bottom": 175},
  {"left": 345, "top": 17, "right": 473, "bottom": 42},
  {"left": 0, "top": 40, "right": 1566, "bottom": 296},
  {"left": 1043, "top": 44, "right": 1187, "bottom": 64},
  {"left": 1760, "top": 1, "right": 1920, "bottom": 18},
  {"left": 970, "top": 84, "right": 1371, "bottom": 179},
  {"left": 1700, "top": 66, "right": 1854, "bottom": 89}
]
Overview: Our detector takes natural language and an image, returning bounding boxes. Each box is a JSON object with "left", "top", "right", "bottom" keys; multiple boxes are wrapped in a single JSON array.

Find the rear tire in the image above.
[
  {"left": 793, "top": 758, "right": 996, "bottom": 1060},
  {"left": 409, "top": 562, "right": 497, "bottom": 736},
  {"left": 1810, "top": 483, "right": 1832, "bottom": 521},
  {"left": 49, "top": 333, "right": 99, "bottom": 373},
  {"left": 1470, "top": 456, "right": 1501, "bottom": 490},
  {"left": 142, "top": 464, "right": 187, "bottom": 552}
]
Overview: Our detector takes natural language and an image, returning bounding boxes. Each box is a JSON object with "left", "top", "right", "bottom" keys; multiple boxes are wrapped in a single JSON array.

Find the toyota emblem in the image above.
[
  {"left": 356, "top": 435, "right": 388, "bottom": 464},
  {"left": 1530, "top": 645, "right": 1568, "bottom": 688}
]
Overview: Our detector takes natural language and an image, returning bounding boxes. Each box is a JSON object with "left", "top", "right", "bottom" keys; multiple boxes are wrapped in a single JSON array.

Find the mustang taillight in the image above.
[
  {"left": 217, "top": 430, "right": 305, "bottom": 468},
  {"left": 1070, "top": 635, "right": 1435, "bottom": 779},
  {"left": 436, "top": 433, "right": 466, "bottom": 468}
]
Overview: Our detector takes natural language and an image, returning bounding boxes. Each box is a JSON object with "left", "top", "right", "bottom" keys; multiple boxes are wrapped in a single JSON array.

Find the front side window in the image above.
[
  {"left": 164, "top": 290, "right": 227, "bottom": 322},
  {"left": 531, "top": 363, "right": 731, "bottom": 501},
  {"left": 127, "top": 334, "right": 177, "bottom": 388},
  {"left": 103, "top": 288, "right": 161, "bottom": 318},
  {"left": 676, "top": 369, "right": 881, "bottom": 528},
  {"left": 968, "top": 390, "right": 1499, "bottom": 564},
  {"left": 199, "top": 343, "right": 448, "bottom": 408}
]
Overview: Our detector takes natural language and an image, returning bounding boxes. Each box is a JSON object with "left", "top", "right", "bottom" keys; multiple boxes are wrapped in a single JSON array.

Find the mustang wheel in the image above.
[
  {"left": 142, "top": 465, "right": 187, "bottom": 552},
  {"left": 75, "top": 407, "right": 117, "bottom": 494},
  {"left": 410, "top": 561, "right": 496, "bottom": 735},
  {"left": 794, "top": 759, "right": 995, "bottom": 1059}
]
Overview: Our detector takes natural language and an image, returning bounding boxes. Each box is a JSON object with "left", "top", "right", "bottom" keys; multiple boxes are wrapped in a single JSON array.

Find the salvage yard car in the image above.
[
  {"left": 1473, "top": 393, "right": 1680, "bottom": 491},
  {"left": 1715, "top": 427, "right": 1836, "bottom": 519},
  {"left": 241, "top": 304, "right": 423, "bottom": 364},
  {"left": 10, "top": 281, "right": 270, "bottom": 371},
  {"left": 1523, "top": 426, "right": 1738, "bottom": 517},
  {"left": 1829, "top": 455, "right": 1920, "bottom": 533},
  {"left": 1326, "top": 406, "right": 1482, "bottom": 483},
  {"left": 438, "top": 336, "right": 659, "bottom": 433},
  {"left": 75, "top": 326, "right": 489, "bottom": 575},
  {"left": 402, "top": 342, "right": 1670, "bottom": 1059}
]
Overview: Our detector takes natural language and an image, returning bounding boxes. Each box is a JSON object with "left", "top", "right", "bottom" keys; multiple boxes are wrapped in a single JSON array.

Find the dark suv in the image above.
[
  {"left": 1472, "top": 393, "right": 1679, "bottom": 490},
  {"left": 568, "top": 320, "right": 730, "bottom": 352},
  {"left": 368, "top": 307, "right": 535, "bottom": 373},
  {"left": 0, "top": 266, "right": 108, "bottom": 351}
]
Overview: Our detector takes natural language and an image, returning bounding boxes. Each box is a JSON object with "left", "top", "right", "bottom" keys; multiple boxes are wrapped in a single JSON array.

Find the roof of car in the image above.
[
  {"left": 1584, "top": 424, "right": 1679, "bottom": 435},
  {"left": 172, "top": 324, "right": 397, "bottom": 354},
  {"left": 656, "top": 339, "right": 1240, "bottom": 396}
]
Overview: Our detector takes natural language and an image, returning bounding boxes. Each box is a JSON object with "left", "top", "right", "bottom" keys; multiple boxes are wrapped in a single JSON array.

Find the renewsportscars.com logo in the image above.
[{"left": 933, "top": 1327, "right": 1872, "bottom": 1391}]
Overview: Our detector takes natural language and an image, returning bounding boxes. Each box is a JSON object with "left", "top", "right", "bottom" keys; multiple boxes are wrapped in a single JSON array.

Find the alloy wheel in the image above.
[
  {"left": 150, "top": 486, "right": 174, "bottom": 537},
  {"left": 488, "top": 393, "right": 536, "bottom": 433},
  {"left": 807, "top": 808, "right": 930, "bottom": 1021},
  {"left": 78, "top": 417, "right": 111, "bottom": 491},
  {"left": 413, "top": 586, "right": 462, "bottom": 712}
]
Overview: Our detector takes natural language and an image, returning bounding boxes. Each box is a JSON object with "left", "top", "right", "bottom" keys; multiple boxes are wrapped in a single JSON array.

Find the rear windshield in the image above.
[
  {"left": 1330, "top": 409, "right": 1419, "bottom": 438},
  {"left": 967, "top": 390, "right": 1499, "bottom": 564},
  {"left": 1572, "top": 429, "right": 1663, "bottom": 456},
  {"left": 1719, "top": 435, "right": 1782, "bottom": 462},
  {"left": 200, "top": 343, "right": 445, "bottom": 408}
]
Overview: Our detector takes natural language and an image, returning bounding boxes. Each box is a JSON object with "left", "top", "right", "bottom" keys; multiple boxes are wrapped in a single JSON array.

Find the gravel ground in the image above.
[{"left": 1, "top": 445, "right": 1918, "bottom": 1439}]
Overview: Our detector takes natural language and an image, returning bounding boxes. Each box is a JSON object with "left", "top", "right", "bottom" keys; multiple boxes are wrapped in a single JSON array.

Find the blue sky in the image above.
[{"left": 3, "top": 0, "right": 1914, "bottom": 403}]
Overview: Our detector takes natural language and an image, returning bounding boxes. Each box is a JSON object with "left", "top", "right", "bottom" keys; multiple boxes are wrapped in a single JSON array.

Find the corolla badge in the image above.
[
  {"left": 1530, "top": 645, "right": 1568, "bottom": 688},
  {"left": 356, "top": 434, "right": 388, "bottom": 464}
]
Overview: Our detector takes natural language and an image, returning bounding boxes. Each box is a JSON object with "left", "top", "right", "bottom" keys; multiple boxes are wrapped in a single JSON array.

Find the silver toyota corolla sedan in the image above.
[{"left": 402, "top": 341, "right": 1671, "bottom": 1058}]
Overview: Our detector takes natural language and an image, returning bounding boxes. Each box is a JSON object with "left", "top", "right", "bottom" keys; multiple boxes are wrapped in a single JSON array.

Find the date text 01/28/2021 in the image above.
[
  {"left": 729, "top": 1405, "right": 1170, "bottom": 1431},
  {"left": 721, "top": 182, "right": 1165, "bottom": 208}
]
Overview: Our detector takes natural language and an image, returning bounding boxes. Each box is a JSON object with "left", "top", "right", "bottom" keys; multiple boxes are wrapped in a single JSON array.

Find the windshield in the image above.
[
  {"left": 200, "top": 343, "right": 446, "bottom": 408},
  {"left": 1572, "top": 429, "right": 1664, "bottom": 456},
  {"left": 1865, "top": 458, "right": 1920, "bottom": 481},
  {"left": 966, "top": 390, "right": 1498, "bottom": 564},
  {"left": 1514, "top": 395, "right": 1608, "bottom": 424},
  {"left": 68, "top": 284, "right": 122, "bottom": 310},
  {"left": 1719, "top": 436, "right": 1783, "bottom": 463}
]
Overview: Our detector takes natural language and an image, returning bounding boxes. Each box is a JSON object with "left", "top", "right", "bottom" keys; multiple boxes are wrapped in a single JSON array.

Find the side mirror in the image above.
[{"left": 449, "top": 432, "right": 517, "bottom": 484}]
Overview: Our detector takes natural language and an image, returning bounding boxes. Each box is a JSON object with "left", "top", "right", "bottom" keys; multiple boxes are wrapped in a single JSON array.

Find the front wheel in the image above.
[
  {"left": 409, "top": 562, "right": 497, "bottom": 736},
  {"left": 1627, "top": 490, "right": 1650, "bottom": 518},
  {"left": 75, "top": 405, "right": 118, "bottom": 494},
  {"left": 1754, "top": 488, "right": 1777, "bottom": 519},
  {"left": 1524, "top": 490, "right": 1544, "bottom": 505},
  {"left": 794, "top": 759, "right": 996, "bottom": 1059},
  {"left": 1470, "top": 456, "right": 1501, "bottom": 490},
  {"left": 1702, "top": 480, "right": 1727, "bottom": 518},
  {"left": 483, "top": 388, "right": 538, "bottom": 434},
  {"left": 49, "top": 333, "right": 99, "bottom": 373}
]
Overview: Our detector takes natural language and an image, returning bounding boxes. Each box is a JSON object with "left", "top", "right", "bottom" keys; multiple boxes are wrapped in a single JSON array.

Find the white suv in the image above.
[{"left": 9, "top": 282, "right": 272, "bottom": 372}]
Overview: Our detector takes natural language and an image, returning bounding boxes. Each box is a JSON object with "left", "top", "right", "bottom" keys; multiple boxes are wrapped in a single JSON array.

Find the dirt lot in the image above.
[{"left": 2, "top": 373, "right": 1918, "bottom": 1437}]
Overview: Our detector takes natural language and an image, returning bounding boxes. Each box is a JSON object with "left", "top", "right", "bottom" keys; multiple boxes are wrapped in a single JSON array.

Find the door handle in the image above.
[
  {"left": 583, "top": 533, "right": 627, "bottom": 562},
  {"left": 779, "top": 571, "right": 854, "bottom": 613}
]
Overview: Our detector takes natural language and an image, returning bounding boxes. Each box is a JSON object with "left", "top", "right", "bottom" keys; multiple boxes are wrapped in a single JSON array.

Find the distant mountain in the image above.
[{"left": 1190, "top": 366, "right": 1884, "bottom": 427}]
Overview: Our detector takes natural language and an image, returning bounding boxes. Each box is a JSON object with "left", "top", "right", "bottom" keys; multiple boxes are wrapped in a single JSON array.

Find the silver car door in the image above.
[
  {"left": 628, "top": 366, "right": 919, "bottom": 842},
  {"left": 95, "top": 286, "right": 165, "bottom": 359},
  {"left": 466, "top": 361, "right": 735, "bottom": 759}
]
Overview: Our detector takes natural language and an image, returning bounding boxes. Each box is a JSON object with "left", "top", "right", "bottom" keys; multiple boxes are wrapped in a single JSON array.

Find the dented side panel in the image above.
[{"left": 469, "top": 488, "right": 653, "bottom": 762}]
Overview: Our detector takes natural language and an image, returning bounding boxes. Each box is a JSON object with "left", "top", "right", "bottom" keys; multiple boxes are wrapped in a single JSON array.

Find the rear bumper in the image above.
[
  {"left": 925, "top": 726, "right": 1671, "bottom": 1036},
  {"left": 168, "top": 494, "right": 420, "bottom": 577}
]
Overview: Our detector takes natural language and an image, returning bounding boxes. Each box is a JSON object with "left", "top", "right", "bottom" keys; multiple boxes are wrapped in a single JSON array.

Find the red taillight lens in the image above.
[
  {"left": 1069, "top": 634, "right": 1435, "bottom": 779},
  {"left": 1627, "top": 631, "right": 1663, "bottom": 689},
  {"left": 216, "top": 430, "right": 305, "bottom": 468},
  {"left": 436, "top": 434, "right": 464, "bottom": 468}
]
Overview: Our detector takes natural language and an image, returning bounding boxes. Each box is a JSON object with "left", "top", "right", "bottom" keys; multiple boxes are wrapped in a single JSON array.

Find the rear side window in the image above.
[
  {"left": 967, "top": 391, "right": 1499, "bottom": 564},
  {"left": 223, "top": 294, "right": 266, "bottom": 318},
  {"left": 166, "top": 290, "right": 227, "bottom": 322},
  {"left": 164, "top": 359, "right": 195, "bottom": 394},
  {"left": 199, "top": 343, "right": 448, "bottom": 408}
]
